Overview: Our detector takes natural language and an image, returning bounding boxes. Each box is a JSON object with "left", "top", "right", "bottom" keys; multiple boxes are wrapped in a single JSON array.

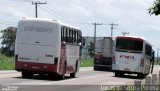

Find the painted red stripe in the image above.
[
  {"left": 16, "top": 61, "right": 57, "bottom": 73},
  {"left": 66, "top": 66, "right": 75, "bottom": 74}
]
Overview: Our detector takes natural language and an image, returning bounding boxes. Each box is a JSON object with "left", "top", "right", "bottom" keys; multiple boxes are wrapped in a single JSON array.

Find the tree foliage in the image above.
[
  {"left": 1, "top": 27, "right": 17, "bottom": 56},
  {"left": 149, "top": 0, "right": 160, "bottom": 15},
  {"left": 88, "top": 41, "right": 94, "bottom": 58}
]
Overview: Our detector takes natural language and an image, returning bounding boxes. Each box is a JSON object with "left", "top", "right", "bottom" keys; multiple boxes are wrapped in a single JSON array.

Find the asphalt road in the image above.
[{"left": 0, "top": 66, "right": 160, "bottom": 91}]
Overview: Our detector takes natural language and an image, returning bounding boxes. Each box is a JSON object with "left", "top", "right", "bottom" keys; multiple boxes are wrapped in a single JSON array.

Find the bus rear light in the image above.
[
  {"left": 140, "top": 58, "right": 144, "bottom": 67},
  {"left": 95, "top": 52, "right": 103, "bottom": 59},
  {"left": 15, "top": 55, "right": 18, "bottom": 62},
  {"left": 43, "top": 66, "right": 47, "bottom": 68},
  {"left": 24, "top": 64, "right": 28, "bottom": 67},
  {"left": 54, "top": 57, "right": 58, "bottom": 65}
]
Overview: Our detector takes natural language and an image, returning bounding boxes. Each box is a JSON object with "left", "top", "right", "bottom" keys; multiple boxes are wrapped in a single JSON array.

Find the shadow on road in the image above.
[
  {"left": 113, "top": 74, "right": 145, "bottom": 80},
  {"left": 13, "top": 74, "right": 78, "bottom": 81}
]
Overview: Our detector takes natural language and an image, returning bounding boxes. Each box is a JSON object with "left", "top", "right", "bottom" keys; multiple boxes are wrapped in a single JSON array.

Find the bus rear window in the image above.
[{"left": 116, "top": 39, "right": 143, "bottom": 52}]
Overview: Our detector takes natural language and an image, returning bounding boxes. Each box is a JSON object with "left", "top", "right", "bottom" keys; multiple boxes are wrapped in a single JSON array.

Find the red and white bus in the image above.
[
  {"left": 15, "top": 18, "right": 84, "bottom": 79},
  {"left": 112, "top": 36, "right": 154, "bottom": 78}
]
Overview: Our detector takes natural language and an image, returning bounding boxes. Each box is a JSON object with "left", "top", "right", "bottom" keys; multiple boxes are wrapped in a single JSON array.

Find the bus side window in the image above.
[
  {"left": 78, "top": 31, "right": 82, "bottom": 43},
  {"left": 71, "top": 29, "right": 73, "bottom": 44},
  {"left": 61, "top": 27, "right": 62, "bottom": 42},
  {"left": 63, "top": 27, "right": 66, "bottom": 42},
  {"left": 66, "top": 28, "right": 69, "bottom": 43},
  {"left": 74, "top": 30, "right": 77, "bottom": 44},
  {"left": 69, "top": 28, "right": 71, "bottom": 43},
  {"left": 145, "top": 44, "right": 152, "bottom": 56},
  {"left": 68, "top": 28, "right": 70, "bottom": 43},
  {"left": 61, "top": 27, "right": 64, "bottom": 42},
  {"left": 76, "top": 31, "right": 78, "bottom": 44}
]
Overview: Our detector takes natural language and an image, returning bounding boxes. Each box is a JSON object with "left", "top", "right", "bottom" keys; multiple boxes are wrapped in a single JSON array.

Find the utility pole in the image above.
[
  {"left": 157, "top": 48, "right": 159, "bottom": 63},
  {"left": 92, "top": 23, "right": 102, "bottom": 56},
  {"left": 122, "top": 32, "right": 129, "bottom": 36},
  {"left": 32, "top": 1, "right": 47, "bottom": 18},
  {"left": 109, "top": 23, "right": 118, "bottom": 37}
]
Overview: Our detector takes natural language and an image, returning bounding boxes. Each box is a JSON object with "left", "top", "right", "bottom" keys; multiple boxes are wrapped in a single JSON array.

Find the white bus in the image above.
[
  {"left": 112, "top": 36, "right": 154, "bottom": 78},
  {"left": 15, "top": 18, "right": 84, "bottom": 79}
]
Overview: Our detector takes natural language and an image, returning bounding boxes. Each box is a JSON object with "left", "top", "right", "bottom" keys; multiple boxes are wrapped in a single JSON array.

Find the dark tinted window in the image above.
[
  {"left": 145, "top": 44, "right": 152, "bottom": 56},
  {"left": 116, "top": 39, "right": 143, "bottom": 52},
  {"left": 61, "top": 26, "right": 82, "bottom": 45}
]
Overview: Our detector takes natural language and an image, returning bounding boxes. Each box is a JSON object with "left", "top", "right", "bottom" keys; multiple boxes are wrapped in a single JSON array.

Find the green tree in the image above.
[
  {"left": 1, "top": 26, "right": 17, "bottom": 56},
  {"left": 88, "top": 41, "right": 94, "bottom": 58},
  {"left": 149, "top": 0, "right": 160, "bottom": 15}
]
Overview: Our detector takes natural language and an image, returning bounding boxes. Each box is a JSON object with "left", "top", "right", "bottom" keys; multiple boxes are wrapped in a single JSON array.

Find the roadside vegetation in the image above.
[
  {"left": 154, "top": 60, "right": 160, "bottom": 65},
  {"left": 0, "top": 54, "right": 94, "bottom": 70},
  {"left": 0, "top": 53, "right": 14, "bottom": 70},
  {"left": 80, "top": 58, "right": 93, "bottom": 67},
  {"left": 0, "top": 54, "right": 160, "bottom": 70}
]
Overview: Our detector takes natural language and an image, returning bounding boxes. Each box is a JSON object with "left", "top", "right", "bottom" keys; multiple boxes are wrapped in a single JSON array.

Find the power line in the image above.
[
  {"left": 47, "top": 3, "right": 80, "bottom": 23},
  {"left": 39, "top": 6, "right": 64, "bottom": 21},
  {"left": 43, "top": 6, "right": 68, "bottom": 21},
  {"left": 32, "top": 1, "right": 47, "bottom": 18},
  {"left": 47, "top": 3, "right": 91, "bottom": 25},
  {"left": 41, "top": 5, "right": 90, "bottom": 25}
]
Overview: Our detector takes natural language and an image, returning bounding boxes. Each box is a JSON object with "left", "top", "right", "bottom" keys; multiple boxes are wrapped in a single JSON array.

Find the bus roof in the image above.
[
  {"left": 116, "top": 36, "right": 145, "bottom": 40},
  {"left": 19, "top": 18, "right": 80, "bottom": 30}
]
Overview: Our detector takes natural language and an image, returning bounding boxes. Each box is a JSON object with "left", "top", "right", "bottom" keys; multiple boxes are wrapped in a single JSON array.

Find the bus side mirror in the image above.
[
  {"left": 152, "top": 51, "right": 155, "bottom": 61},
  {"left": 151, "top": 51, "right": 155, "bottom": 74}
]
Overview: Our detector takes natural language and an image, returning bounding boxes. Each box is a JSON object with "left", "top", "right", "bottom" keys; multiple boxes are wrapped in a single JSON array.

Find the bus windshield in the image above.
[{"left": 116, "top": 38, "right": 143, "bottom": 53}]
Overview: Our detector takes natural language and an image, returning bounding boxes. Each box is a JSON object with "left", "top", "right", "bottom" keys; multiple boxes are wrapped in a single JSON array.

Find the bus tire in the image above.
[
  {"left": 94, "top": 66, "right": 99, "bottom": 71},
  {"left": 22, "top": 71, "right": 33, "bottom": 78},
  {"left": 39, "top": 73, "right": 45, "bottom": 77},
  {"left": 119, "top": 72, "right": 124, "bottom": 77},
  {"left": 137, "top": 73, "right": 146, "bottom": 79},
  {"left": 115, "top": 71, "right": 119, "bottom": 77},
  {"left": 70, "top": 73, "right": 75, "bottom": 78}
]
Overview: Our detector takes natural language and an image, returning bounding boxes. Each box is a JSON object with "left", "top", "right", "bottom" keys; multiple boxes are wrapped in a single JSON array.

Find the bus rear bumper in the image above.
[
  {"left": 112, "top": 69, "right": 145, "bottom": 74},
  {"left": 15, "top": 61, "right": 57, "bottom": 73}
]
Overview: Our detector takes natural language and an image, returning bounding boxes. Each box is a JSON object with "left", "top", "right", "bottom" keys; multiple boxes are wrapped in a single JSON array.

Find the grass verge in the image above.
[
  {"left": 0, "top": 53, "right": 14, "bottom": 70},
  {"left": 0, "top": 54, "right": 94, "bottom": 70},
  {"left": 80, "top": 58, "right": 93, "bottom": 67}
]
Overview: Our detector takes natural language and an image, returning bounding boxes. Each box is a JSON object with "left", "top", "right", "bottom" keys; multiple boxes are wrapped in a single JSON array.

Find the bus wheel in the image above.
[
  {"left": 137, "top": 73, "right": 146, "bottom": 79},
  {"left": 22, "top": 71, "right": 33, "bottom": 78},
  {"left": 115, "top": 71, "right": 119, "bottom": 77},
  {"left": 39, "top": 73, "right": 45, "bottom": 77},
  {"left": 59, "top": 74, "right": 65, "bottom": 80},
  {"left": 70, "top": 73, "right": 75, "bottom": 78},
  {"left": 94, "top": 66, "right": 99, "bottom": 71},
  {"left": 119, "top": 72, "right": 124, "bottom": 77}
]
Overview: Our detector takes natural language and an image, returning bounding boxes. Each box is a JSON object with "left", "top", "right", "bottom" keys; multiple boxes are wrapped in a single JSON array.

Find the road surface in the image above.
[{"left": 0, "top": 65, "right": 160, "bottom": 91}]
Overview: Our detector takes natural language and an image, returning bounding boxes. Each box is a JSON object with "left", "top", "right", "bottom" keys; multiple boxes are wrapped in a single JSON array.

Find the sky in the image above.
[{"left": 0, "top": 0, "right": 160, "bottom": 51}]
